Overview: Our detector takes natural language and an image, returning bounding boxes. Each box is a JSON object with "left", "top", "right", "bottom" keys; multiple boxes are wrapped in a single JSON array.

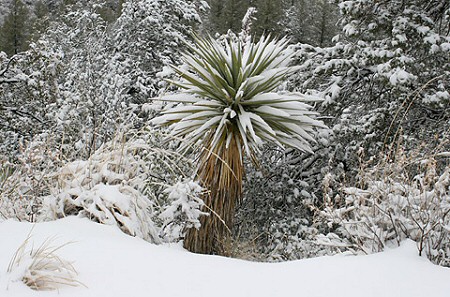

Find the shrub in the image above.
[
  {"left": 159, "top": 180, "right": 206, "bottom": 242},
  {"left": 317, "top": 147, "right": 450, "bottom": 266},
  {"left": 40, "top": 129, "right": 193, "bottom": 243}
]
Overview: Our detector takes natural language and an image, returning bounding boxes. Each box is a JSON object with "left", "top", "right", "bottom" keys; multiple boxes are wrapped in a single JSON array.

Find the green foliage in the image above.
[{"left": 31, "top": 1, "right": 51, "bottom": 41}]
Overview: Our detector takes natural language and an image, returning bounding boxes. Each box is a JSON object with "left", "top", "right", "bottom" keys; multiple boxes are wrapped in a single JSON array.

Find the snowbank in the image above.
[{"left": 0, "top": 217, "right": 449, "bottom": 297}]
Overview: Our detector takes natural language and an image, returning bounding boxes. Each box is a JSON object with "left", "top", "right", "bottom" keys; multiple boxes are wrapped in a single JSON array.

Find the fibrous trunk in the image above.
[{"left": 183, "top": 133, "right": 243, "bottom": 255}]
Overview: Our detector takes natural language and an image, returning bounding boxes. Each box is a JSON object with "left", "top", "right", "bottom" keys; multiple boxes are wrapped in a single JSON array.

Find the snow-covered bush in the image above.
[
  {"left": 44, "top": 181, "right": 160, "bottom": 243},
  {"left": 290, "top": 0, "right": 450, "bottom": 191},
  {"left": 0, "top": 134, "right": 62, "bottom": 222},
  {"left": 247, "top": 1, "right": 450, "bottom": 262},
  {"left": 318, "top": 148, "right": 450, "bottom": 266},
  {"left": 0, "top": 49, "right": 60, "bottom": 159},
  {"left": 40, "top": 129, "right": 194, "bottom": 243},
  {"left": 0, "top": 0, "right": 208, "bottom": 242},
  {"left": 35, "top": 9, "right": 139, "bottom": 159},
  {"left": 112, "top": 0, "right": 207, "bottom": 100},
  {"left": 234, "top": 142, "right": 336, "bottom": 261},
  {"left": 159, "top": 180, "right": 206, "bottom": 242},
  {"left": 0, "top": 126, "right": 205, "bottom": 245}
]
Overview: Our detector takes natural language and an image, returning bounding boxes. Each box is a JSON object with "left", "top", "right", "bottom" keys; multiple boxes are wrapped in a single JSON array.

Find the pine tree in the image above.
[
  {"left": 205, "top": 0, "right": 249, "bottom": 34},
  {"left": 252, "top": 0, "right": 284, "bottom": 37},
  {"left": 316, "top": 0, "right": 339, "bottom": 46},
  {"left": 282, "top": 0, "right": 339, "bottom": 46},
  {"left": 0, "top": 0, "right": 31, "bottom": 55},
  {"left": 31, "top": 0, "right": 50, "bottom": 42}
]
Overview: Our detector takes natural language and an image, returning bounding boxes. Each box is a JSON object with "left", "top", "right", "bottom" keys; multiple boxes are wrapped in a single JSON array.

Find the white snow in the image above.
[
  {"left": 0, "top": 217, "right": 449, "bottom": 297},
  {"left": 389, "top": 68, "right": 415, "bottom": 85}
]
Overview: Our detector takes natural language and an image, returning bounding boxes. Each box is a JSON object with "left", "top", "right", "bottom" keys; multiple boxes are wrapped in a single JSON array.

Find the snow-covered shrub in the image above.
[
  {"left": 318, "top": 148, "right": 450, "bottom": 266},
  {"left": 41, "top": 130, "right": 193, "bottom": 243},
  {"left": 265, "top": 217, "right": 341, "bottom": 261},
  {"left": 0, "top": 162, "right": 16, "bottom": 221},
  {"left": 256, "top": 1, "right": 450, "bottom": 263},
  {"left": 0, "top": 124, "right": 204, "bottom": 244},
  {"left": 0, "top": 134, "right": 63, "bottom": 222},
  {"left": 159, "top": 180, "right": 206, "bottom": 242},
  {"left": 0, "top": 50, "right": 60, "bottom": 159},
  {"left": 288, "top": 0, "right": 450, "bottom": 205},
  {"left": 7, "top": 234, "right": 81, "bottom": 291},
  {"left": 0, "top": 0, "right": 206, "bottom": 231},
  {"left": 45, "top": 182, "right": 159, "bottom": 243},
  {"left": 234, "top": 142, "right": 337, "bottom": 261}
]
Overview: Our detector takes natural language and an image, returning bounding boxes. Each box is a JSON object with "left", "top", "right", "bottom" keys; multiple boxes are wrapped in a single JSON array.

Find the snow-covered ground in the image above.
[{"left": 0, "top": 217, "right": 449, "bottom": 297}]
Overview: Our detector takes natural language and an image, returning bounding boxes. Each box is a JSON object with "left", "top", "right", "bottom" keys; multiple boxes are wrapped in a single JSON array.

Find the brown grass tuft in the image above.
[{"left": 7, "top": 231, "right": 85, "bottom": 291}]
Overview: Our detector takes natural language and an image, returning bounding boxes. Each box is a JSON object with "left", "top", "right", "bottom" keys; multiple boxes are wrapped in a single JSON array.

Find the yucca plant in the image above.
[{"left": 152, "top": 34, "right": 325, "bottom": 255}]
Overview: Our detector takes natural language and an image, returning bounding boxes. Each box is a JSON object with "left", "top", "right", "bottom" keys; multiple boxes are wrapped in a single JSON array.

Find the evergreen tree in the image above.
[
  {"left": 0, "top": 0, "right": 206, "bottom": 159},
  {"left": 31, "top": 0, "right": 50, "bottom": 41},
  {"left": 316, "top": 0, "right": 339, "bottom": 46},
  {"left": 95, "top": 0, "right": 124, "bottom": 23},
  {"left": 112, "top": 0, "right": 205, "bottom": 100},
  {"left": 0, "top": 0, "right": 31, "bottom": 55},
  {"left": 205, "top": 0, "right": 249, "bottom": 35},
  {"left": 252, "top": 0, "right": 284, "bottom": 37},
  {"left": 204, "top": 0, "right": 339, "bottom": 44},
  {"left": 282, "top": 0, "right": 339, "bottom": 46}
]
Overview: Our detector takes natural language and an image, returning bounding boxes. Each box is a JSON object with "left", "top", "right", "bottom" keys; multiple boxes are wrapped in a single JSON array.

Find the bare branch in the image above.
[{"left": 0, "top": 55, "right": 23, "bottom": 84}]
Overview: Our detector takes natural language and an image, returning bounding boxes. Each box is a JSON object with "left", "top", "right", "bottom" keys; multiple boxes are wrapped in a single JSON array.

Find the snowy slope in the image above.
[{"left": 0, "top": 217, "right": 449, "bottom": 297}]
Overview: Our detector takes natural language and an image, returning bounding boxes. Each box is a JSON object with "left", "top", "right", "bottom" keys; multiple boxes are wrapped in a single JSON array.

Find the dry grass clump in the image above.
[{"left": 7, "top": 232, "right": 84, "bottom": 291}]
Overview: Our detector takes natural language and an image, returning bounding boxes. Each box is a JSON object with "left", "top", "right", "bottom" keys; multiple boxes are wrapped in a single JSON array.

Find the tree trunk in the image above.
[{"left": 183, "top": 133, "right": 243, "bottom": 255}]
